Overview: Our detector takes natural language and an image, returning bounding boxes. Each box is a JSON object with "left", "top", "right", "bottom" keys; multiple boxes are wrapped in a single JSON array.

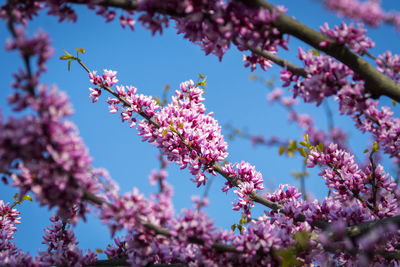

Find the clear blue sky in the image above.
[{"left": 1, "top": 0, "right": 399, "bottom": 257}]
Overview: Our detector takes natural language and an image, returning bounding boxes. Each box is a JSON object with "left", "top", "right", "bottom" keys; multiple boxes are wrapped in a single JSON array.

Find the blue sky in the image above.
[{"left": 1, "top": 0, "right": 400, "bottom": 257}]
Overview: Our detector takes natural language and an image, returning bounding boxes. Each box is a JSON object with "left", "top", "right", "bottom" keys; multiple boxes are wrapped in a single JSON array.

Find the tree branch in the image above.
[
  {"left": 346, "top": 215, "right": 400, "bottom": 238},
  {"left": 242, "top": 0, "right": 400, "bottom": 101},
  {"left": 244, "top": 42, "right": 308, "bottom": 78},
  {"left": 83, "top": 189, "right": 239, "bottom": 254}
]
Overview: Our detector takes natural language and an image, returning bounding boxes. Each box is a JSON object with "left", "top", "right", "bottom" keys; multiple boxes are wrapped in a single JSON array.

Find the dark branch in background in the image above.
[
  {"left": 241, "top": 0, "right": 400, "bottom": 101},
  {"left": 83, "top": 190, "right": 239, "bottom": 254},
  {"left": 6, "top": 0, "right": 35, "bottom": 96},
  {"left": 87, "top": 256, "right": 188, "bottom": 267},
  {"left": 67, "top": 0, "right": 183, "bottom": 17},
  {"left": 244, "top": 42, "right": 308, "bottom": 77}
]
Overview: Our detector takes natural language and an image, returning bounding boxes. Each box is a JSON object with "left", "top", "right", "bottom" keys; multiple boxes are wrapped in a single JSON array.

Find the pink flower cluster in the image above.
[
  {"left": 323, "top": 0, "right": 400, "bottom": 31},
  {"left": 39, "top": 215, "right": 97, "bottom": 266},
  {"left": 280, "top": 48, "right": 400, "bottom": 167},
  {"left": 138, "top": 80, "right": 229, "bottom": 186},
  {"left": 221, "top": 162, "right": 264, "bottom": 215},
  {"left": 336, "top": 84, "right": 400, "bottom": 166},
  {"left": 0, "top": 83, "right": 105, "bottom": 220},
  {"left": 1, "top": 27, "right": 106, "bottom": 221},
  {"left": 0, "top": 1, "right": 78, "bottom": 24},
  {"left": 135, "top": 1, "right": 290, "bottom": 69},
  {"left": 376, "top": 51, "right": 400, "bottom": 83},
  {"left": 89, "top": 72, "right": 229, "bottom": 187},
  {"left": 282, "top": 48, "right": 353, "bottom": 106},
  {"left": 307, "top": 143, "right": 400, "bottom": 217},
  {"left": 1, "top": 201, "right": 96, "bottom": 266},
  {"left": 320, "top": 22, "right": 375, "bottom": 55}
]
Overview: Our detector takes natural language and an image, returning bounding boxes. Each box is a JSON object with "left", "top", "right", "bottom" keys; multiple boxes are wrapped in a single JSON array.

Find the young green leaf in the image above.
[
  {"left": 317, "top": 142, "right": 324, "bottom": 152},
  {"left": 162, "top": 129, "right": 168, "bottom": 137},
  {"left": 59, "top": 54, "right": 73, "bottom": 60},
  {"left": 22, "top": 195, "right": 33, "bottom": 202},
  {"left": 76, "top": 48, "right": 85, "bottom": 54},
  {"left": 372, "top": 141, "right": 379, "bottom": 153},
  {"left": 298, "top": 147, "right": 307, "bottom": 157},
  {"left": 62, "top": 48, "right": 72, "bottom": 56},
  {"left": 279, "top": 146, "right": 285, "bottom": 155}
]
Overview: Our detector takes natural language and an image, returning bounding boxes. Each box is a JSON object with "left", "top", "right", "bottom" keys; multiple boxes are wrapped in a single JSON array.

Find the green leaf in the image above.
[
  {"left": 248, "top": 74, "right": 258, "bottom": 81},
  {"left": 59, "top": 54, "right": 73, "bottom": 60},
  {"left": 162, "top": 129, "right": 168, "bottom": 137},
  {"left": 311, "top": 50, "right": 320, "bottom": 56},
  {"left": 393, "top": 99, "right": 397, "bottom": 106},
  {"left": 294, "top": 231, "right": 310, "bottom": 248},
  {"left": 298, "top": 147, "right": 307, "bottom": 157},
  {"left": 299, "top": 141, "right": 307, "bottom": 147},
  {"left": 198, "top": 81, "right": 207, "bottom": 87},
  {"left": 68, "top": 60, "right": 71, "bottom": 71},
  {"left": 198, "top": 73, "right": 205, "bottom": 79},
  {"left": 154, "top": 96, "right": 161, "bottom": 106},
  {"left": 62, "top": 48, "right": 72, "bottom": 56},
  {"left": 22, "top": 195, "right": 32, "bottom": 202},
  {"left": 231, "top": 224, "right": 236, "bottom": 231},
  {"left": 96, "top": 248, "right": 103, "bottom": 253},
  {"left": 279, "top": 146, "right": 285, "bottom": 155},
  {"left": 304, "top": 134, "right": 309, "bottom": 142},
  {"left": 317, "top": 142, "right": 324, "bottom": 152},
  {"left": 288, "top": 140, "right": 297, "bottom": 150},
  {"left": 372, "top": 141, "right": 379, "bottom": 153},
  {"left": 13, "top": 193, "right": 19, "bottom": 200},
  {"left": 363, "top": 148, "right": 370, "bottom": 153},
  {"left": 76, "top": 48, "right": 85, "bottom": 54},
  {"left": 177, "top": 122, "right": 184, "bottom": 129},
  {"left": 276, "top": 249, "right": 301, "bottom": 267}
]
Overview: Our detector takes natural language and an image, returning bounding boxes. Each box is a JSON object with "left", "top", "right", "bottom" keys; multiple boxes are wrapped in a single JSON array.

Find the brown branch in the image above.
[
  {"left": 87, "top": 256, "right": 188, "bottom": 267},
  {"left": 346, "top": 214, "right": 400, "bottom": 238},
  {"left": 66, "top": 0, "right": 184, "bottom": 17},
  {"left": 241, "top": 0, "right": 400, "bottom": 101},
  {"left": 83, "top": 190, "right": 239, "bottom": 254},
  {"left": 244, "top": 42, "right": 308, "bottom": 78}
]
